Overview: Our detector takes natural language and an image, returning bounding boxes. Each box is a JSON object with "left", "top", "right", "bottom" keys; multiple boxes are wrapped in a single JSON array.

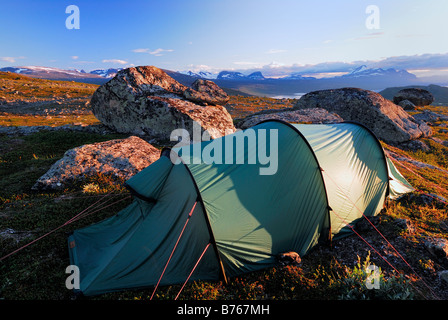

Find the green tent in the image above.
[{"left": 68, "top": 120, "right": 413, "bottom": 296}]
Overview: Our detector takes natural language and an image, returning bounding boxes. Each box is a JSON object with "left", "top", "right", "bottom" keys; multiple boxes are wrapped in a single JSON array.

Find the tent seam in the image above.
[
  {"left": 340, "top": 120, "right": 391, "bottom": 199},
  {"left": 163, "top": 147, "right": 228, "bottom": 284},
  {"left": 256, "top": 119, "right": 333, "bottom": 243}
]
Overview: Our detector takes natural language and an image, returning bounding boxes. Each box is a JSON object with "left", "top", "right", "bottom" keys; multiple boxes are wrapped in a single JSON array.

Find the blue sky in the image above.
[{"left": 1, "top": 0, "right": 448, "bottom": 78}]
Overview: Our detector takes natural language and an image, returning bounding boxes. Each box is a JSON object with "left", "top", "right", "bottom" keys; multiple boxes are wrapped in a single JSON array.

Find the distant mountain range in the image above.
[
  {"left": 192, "top": 65, "right": 424, "bottom": 97},
  {"left": 0, "top": 66, "right": 119, "bottom": 84},
  {"left": 0, "top": 64, "right": 443, "bottom": 98},
  {"left": 181, "top": 65, "right": 417, "bottom": 82}
]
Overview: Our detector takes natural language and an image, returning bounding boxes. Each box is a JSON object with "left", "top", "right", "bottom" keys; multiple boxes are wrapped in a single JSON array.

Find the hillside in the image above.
[
  {"left": 0, "top": 67, "right": 110, "bottom": 85},
  {"left": 1, "top": 65, "right": 431, "bottom": 98},
  {"left": 380, "top": 84, "right": 448, "bottom": 106},
  {"left": 0, "top": 73, "right": 447, "bottom": 301},
  {"left": 0, "top": 71, "right": 100, "bottom": 126}
]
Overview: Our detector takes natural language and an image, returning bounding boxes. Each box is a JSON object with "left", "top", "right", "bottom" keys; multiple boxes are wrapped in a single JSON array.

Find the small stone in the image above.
[
  {"left": 439, "top": 270, "right": 448, "bottom": 284},
  {"left": 424, "top": 237, "right": 448, "bottom": 260}
]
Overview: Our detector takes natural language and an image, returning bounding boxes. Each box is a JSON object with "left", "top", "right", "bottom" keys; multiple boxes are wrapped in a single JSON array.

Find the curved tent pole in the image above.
[
  {"left": 161, "top": 148, "right": 228, "bottom": 284},
  {"left": 339, "top": 120, "right": 391, "bottom": 198},
  {"left": 256, "top": 119, "right": 333, "bottom": 243}
]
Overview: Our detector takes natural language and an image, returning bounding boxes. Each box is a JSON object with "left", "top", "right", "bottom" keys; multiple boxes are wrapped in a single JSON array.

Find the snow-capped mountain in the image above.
[
  {"left": 217, "top": 71, "right": 248, "bottom": 80},
  {"left": 342, "top": 65, "right": 417, "bottom": 79},
  {"left": 246, "top": 71, "right": 265, "bottom": 80},
  {"left": 89, "top": 68, "right": 122, "bottom": 78},
  {"left": 0, "top": 66, "right": 97, "bottom": 78},
  {"left": 0, "top": 66, "right": 123, "bottom": 79},
  {"left": 180, "top": 70, "right": 218, "bottom": 79},
  {"left": 280, "top": 73, "right": 316, "bottom": 80},
  {"left": 215, "top": 71, "right": 267, "bottom": 80}
]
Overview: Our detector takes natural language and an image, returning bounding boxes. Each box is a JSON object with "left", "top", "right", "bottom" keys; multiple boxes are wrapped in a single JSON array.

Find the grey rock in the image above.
[
  {"left": 386, "top": 150, "right": 448, "bottom": 174},
  {"left": 399, "top": 139, "right": 430, "bottom": 152},
  {"left": 439, "top": 270, "right": 448, "bottom": 284},
  {"left": 398, "top": 99, "right": 416, "bottom": 110},
  {"left": 393, "top": 88, "right": 434, "bottom": 106},
  {"left": 424, "top": 237, "right": 448, "bottom": 259},
  {"left": 430, "top": 137, "right": 448, "bottom": 147},
  {"left": 236, "top": 107, "right": 343, "bottom": 130},
  {"left": 90, "top": 66, "right": 235, "bottom": 142},
  {"left": 413, "top": 110, "right": 448, "bottom": 124},
  {"left": 394, "top": 218, "right": 415, "bottom": 234},
  {"left": 294, "top": 88, "right": 432, "bottom": 144},
  {"left": 32, "top": 136, "right": 160, "bottom": 191}
]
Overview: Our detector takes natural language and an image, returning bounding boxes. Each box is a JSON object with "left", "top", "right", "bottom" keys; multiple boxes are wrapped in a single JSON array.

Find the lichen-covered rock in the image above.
[
  {"left": 413, "top": 110, "right": 448, "bottom": 124},
  {"left": 184, "top": 79, "right": 230, "bottom": 106},
  {"left": 236, "top": 108, "right": 343, "bottom": 129},
  {"left": 294, "top": 87, "right": 432, "bottom": 144},
  {"left": 90, "top": 66, "right": 235, "bottom": 142},
  {"left": 32, "top": 136, "right": 160, "bottom": 190}
]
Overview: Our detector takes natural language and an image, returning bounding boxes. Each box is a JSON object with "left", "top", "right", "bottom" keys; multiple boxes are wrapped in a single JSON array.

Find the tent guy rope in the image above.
[{"left": 0, "top": 193, "right": 131, "bottom": 263}]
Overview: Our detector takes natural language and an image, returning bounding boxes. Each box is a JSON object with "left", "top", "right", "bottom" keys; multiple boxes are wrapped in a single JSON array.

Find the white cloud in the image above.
[
  {"left": 132, "top": 48, "right": 174, "bottom": 56},
  {"left": 0, "top": 56, "right": 25, "bottom": 63},
  {"left": 73, "top": 60, "right": 95, "bottom": 65},
  {"left": 266, "top": 49, "right": 287, "bottom": 54},
  {"left": 182, "top": 52, "right": 448, "bottom": 79},
  {"left": 353, "top": 32, "right": 385, "bottom": 41},
  {"left": 71, "top": 56, "right": 79, "bottom": 60},
  {"left": 233, "top": 61, "right": 262, "bottom": 66},
  {"left": 132, "top": 48, "right": 149, "bottom": 53},
  {"left": 102, "top": 59, "right": 128, "bottom": 65}
]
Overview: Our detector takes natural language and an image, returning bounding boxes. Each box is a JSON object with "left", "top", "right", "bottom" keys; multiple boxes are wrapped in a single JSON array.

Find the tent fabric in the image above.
[
  {"left": 291, "top": 122, "right": 389, "bottom": 238},
  {"left": 68, "top": 161, "right": 220, "bottom": 296},
  {"left": 178, "top": 121, "right": 331, "bottom": 278},
  {"left": 386, "top": 157, "right": 415, "bottom": 199},
  {"left": 67, "top": 120, "right": 414, "bottom": 296}
]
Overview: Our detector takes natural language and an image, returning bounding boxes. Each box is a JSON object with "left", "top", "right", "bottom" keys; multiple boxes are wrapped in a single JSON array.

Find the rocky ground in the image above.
[{"left": 0, "top": 70, "right": 447, "bottom": 300}]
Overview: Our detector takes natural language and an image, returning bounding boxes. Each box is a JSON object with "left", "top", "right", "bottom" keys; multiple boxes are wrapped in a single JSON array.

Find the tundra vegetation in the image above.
[{"left": 0, "top": 72, "right": 447, "bottom": 300}]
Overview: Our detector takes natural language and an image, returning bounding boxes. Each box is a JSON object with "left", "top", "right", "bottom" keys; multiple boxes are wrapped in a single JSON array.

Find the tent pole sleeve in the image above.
[
  {"left": 340, "top": 120, "right": 390, "bottom": 199},
  {"left": 256, "top": 119, "right": 333, "bottom": 245},
  {"left": 162, "top": 148, "right": 228, "bottom": 283},
  {"left": 181, "top": 162, "right": 228, "bottom": 284}
]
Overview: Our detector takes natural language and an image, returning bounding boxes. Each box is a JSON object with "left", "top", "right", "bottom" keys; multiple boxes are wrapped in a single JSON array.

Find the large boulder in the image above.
[
  {"left": 236, "top": 108, "right": 343, "bottom": 130},
  {"left": 32, "top": 136, "right": 160, "bottom": 191},
  {"left": 294, "top": 88, "right": 432, "bottom": 144},
  {"left": 393, "top": 88, "right": 434, "bottom": 106},
  {"left": 90, "top": 66, "right": 235, "bottom": 142}
]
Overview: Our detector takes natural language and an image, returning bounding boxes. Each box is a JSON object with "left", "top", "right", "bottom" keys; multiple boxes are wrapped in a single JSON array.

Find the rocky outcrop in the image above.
[
  {"left": 185, "top": 79, "right": 230, "bottom": 105},
  {"left": 32, "top": 136, "right": 160, "bottom": 191},
  {"left": 393, "top": 88, "right": 434, "bottom": 106},
  {"left": 294, "top": 88, "right": 432, "bottom": 144},
  {"left": 236, "top": 108, "right": 343, "bottom": 129},
  {"left": 90, "top": 66, "right": 235, "bottom": 142},
  {"left": 413, "top": 110, "right": 448, "bottom": 124}
]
